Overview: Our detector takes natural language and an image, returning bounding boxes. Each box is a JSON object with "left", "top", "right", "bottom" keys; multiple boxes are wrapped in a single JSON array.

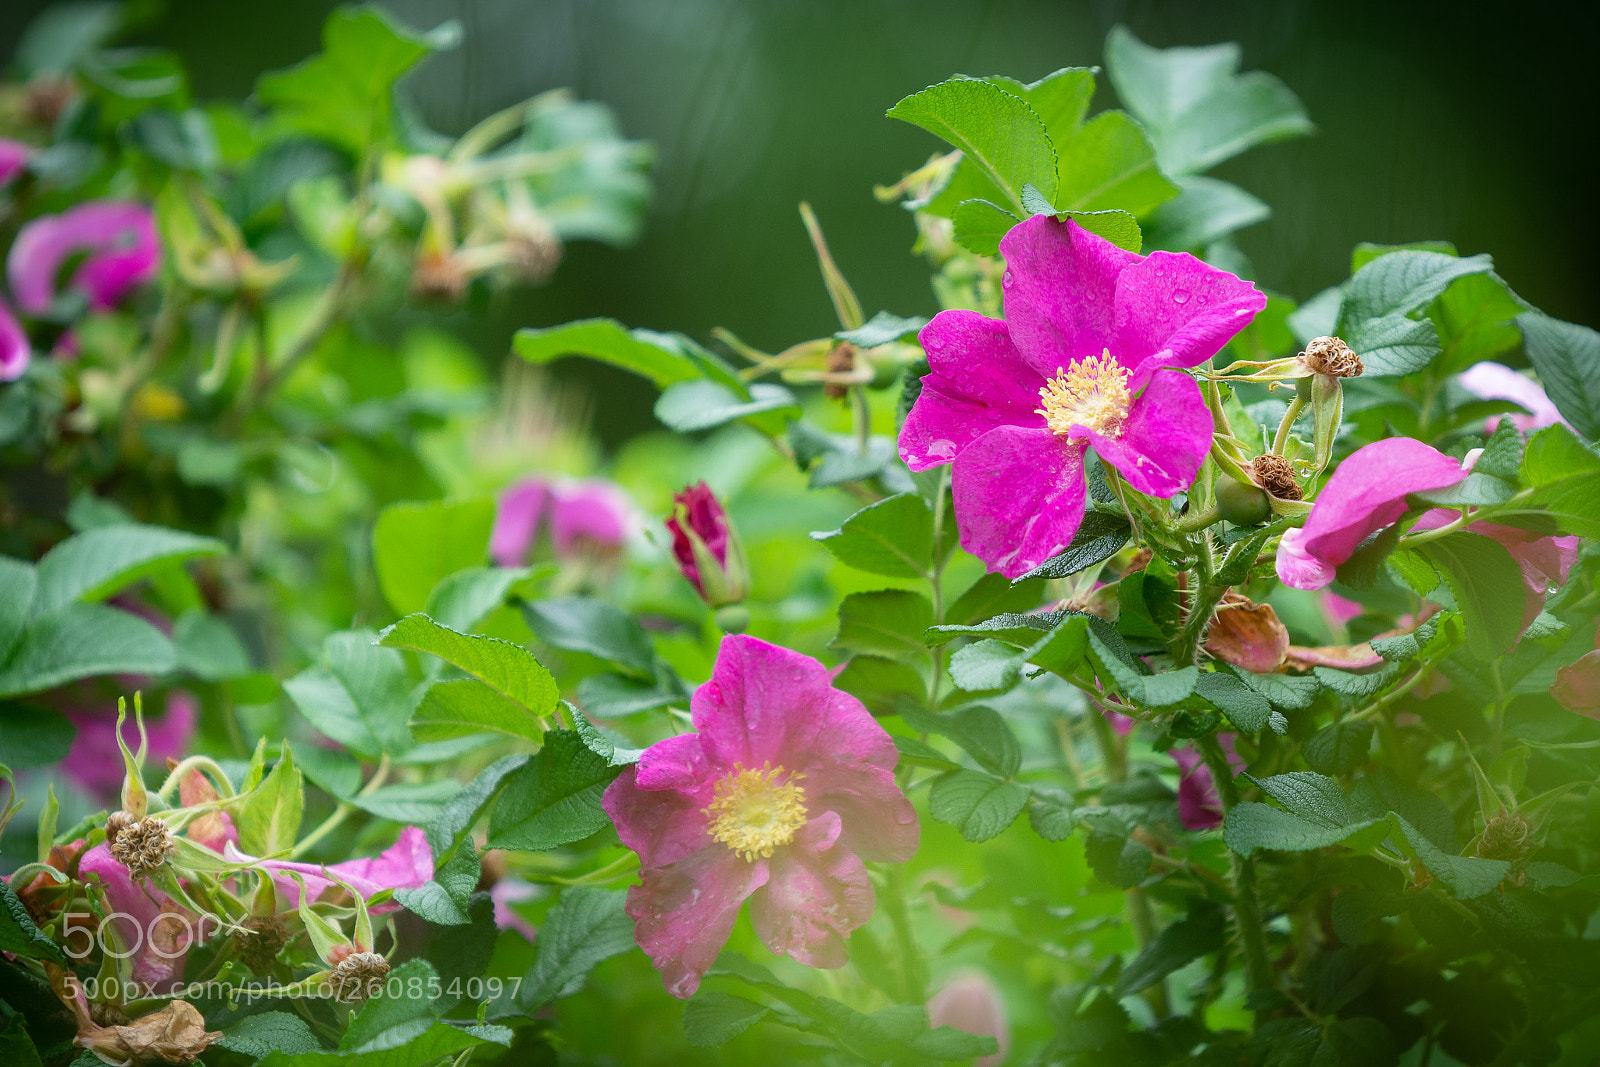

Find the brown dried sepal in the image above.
[
  {"left": 49, "top": 964, "right": 222, "bottom": 1066},
  {"left": 330, "top": 951, "right": 391, "bottom": 1003},
  {"left": 1205, "top": 592, "right": 1290, "bottom": 674},
  {"left": 108, "top": 815, "right": 176, "bottom": 879},
  {"left": 1301, "top": 335, "right": 1363, "bottom": 378},
  {"left": 823, "top": 342, "right": 858, "bottom": 400},
  {"left": 1250, "top": 453, "right": 1303, "bottom": 501}
]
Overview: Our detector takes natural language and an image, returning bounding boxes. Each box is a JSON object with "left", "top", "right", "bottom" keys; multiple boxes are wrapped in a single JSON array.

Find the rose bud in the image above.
[{"left": 666, "top": 482, "right": 750, "bottom": 617}]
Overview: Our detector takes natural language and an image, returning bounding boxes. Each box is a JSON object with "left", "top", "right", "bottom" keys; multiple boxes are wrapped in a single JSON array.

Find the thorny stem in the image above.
[{"left": 1197, "top": 733, "right": 1275, "bottom": 1015}]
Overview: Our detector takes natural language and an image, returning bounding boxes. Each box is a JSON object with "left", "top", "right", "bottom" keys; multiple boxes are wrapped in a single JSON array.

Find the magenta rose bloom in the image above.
[
  {"left": 490, "top": 478, "right": 550, "bottom": 567},
  {"left": 0, "top": 299, "right": 30, "bottom": 382},
  {"left": 898, "top": 215, "right": 1265, "bottom": 577},
  {"left": 1274, "top": 438, "right": 1471, "bottom": 590},
  {"left": 1171, "top": 735, "right": 1242, "bottom": 831},
  {"left": 8, "top": 199, "right": 160, "bottom": 314},
  {"left": 602, "top": 634, "right": 919, "bottom": 998},
  {"left": 490, "top": 476, "right": 632, "bottom": 566},
  {"left": 78, "top": 844, "right": 192, "bottom": 992},
  {"left": 1458, "top": 361, "right": 1567, "bottom": 433}
]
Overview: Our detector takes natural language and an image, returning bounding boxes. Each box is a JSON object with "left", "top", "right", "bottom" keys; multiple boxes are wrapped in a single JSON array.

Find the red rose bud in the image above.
[
  {"left": 666, "top": 482, "right": 749, "bottom": 609},
  {"left": 1552, "top": 648, "right": 1600, "bottom": 720}
]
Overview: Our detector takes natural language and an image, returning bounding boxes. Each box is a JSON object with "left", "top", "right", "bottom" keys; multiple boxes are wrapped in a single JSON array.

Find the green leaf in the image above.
[
  {"left": 812, "top": 493, "right": 933, "bottom": 578},
  {"left": 950, "top": 198, "right": 1017, "bottom": 256},
  {"left": 1195, "top": 671, "right": 1284, "bottom": 734},
  {"left": 283, "top": 630, "right": 414, "bottom": 758},
  {"left": 379, "top": 614, "right": 558, "bottom": 717},
  {"left": 928, "top": 770, "right": 1028, "bottom": 842},
  {"left": 947, "top": 573, "right": 1047, "bottom": 627},
  {"left": 1339, "top": 251, "right": 1495, "bottom": 375},
  {"left": 1144, "top": 175, "right": 1269, "bottom": 251},
  {"left": 574, "top": 672, "right": 685, "bottom": 719},
  {"left": 887, "top": 77, "right": 1057, "bottom": 210},
  {"left": 412, "top": 678, "right": 544, "bottom": 743},
  {"left": 1384, "top": 813, "right": 1508, "bottom": 899},
  {"left": 1223, "top": 771, "right": 1384, "bottom": 855},
  {"left": 1415, "top": 532, "right": 1526, "bottom": 659},
  {"left": 1052, "top": 110, "right": 1178, "bottom": 215},
  {"left": 947, "top": 638, "right": 1027, "bottom": 693},
  {"left": 349, "top": 780, "right": 463, "bottom": 824},
  {"left": 521, "top": 886, "right": 636, "bottom": 1008},
  {"left": 655, "top": 380, "right": 800, "bottom": 434},
  {"left": 423, "top": 754, "right": 530, "bottom": 858},
  {"left": 1104, "top": 26, "right": 1312, "bottom": 176},
  {"left": 1516, "top": 424, "right": 1600, "bottom": 538},
  {"left": 1369, "top": 614, "right": 1443, "bottom": 662},
  {"left": 1304, "top": 720, "right": 1374, "bottom": 776},
  {"left": 900, "top": 704, "right": 1021, "bottom": 777},
  {"left": 219, "top": 1012, "right": 324, "bottom": 1058},
  {"left": 1234, "top": 669, "right": 1321, "bottom": 709},
  {"left": 0, "top": 879, "right": 67, "bottom": 964},
  {"left": 1313, "top": 664, "right": 1400, "bottom": 698},
  {"left": 835, "top": 311, "right": 928, "bottom": 348},
  {"left": 30, "top": 523, "right": 225, "bottom": 617},
  {"left": 423, "top": 566, "right": 526, "bottom": 633},
  {"left": 171, "top": 610, "right": 252, "bottom": 681},
  {"left": 988, "top": 68, "right": 1096, "bottom": 142},
  {"left": 1517, "top": 311, "right": 1600, "bottom": 439},
  {"left": 235, "top": 746, "right": 303, "bottom": 857},
  {"left": 684, "top": 992, "right": 770, "bottom": 1047},
  {"left": 1056, "top": 208, "right": 1144, "bottom": 253},
  {"left": 832, "top": 590, "right": 934, "bottom": 659},
  {"left": 515, "top": 318, "right": 730, "bottom": 389},
  {"left": 0, "top": 705, "right": 73, "bottom": 768},
  {"left": 371, "top": 499, "right": 495, "bottom": 618},
  {"left": 0, "top": 558, "right": 36, "bottom": 658},
  {"left": 0, "top": 603, "right": 175, "bottom": 700},
  {"left": 833, "top": 656, "right": 926, "bottom": 716},
  {"left": 1027, "top": 787, "right": 1075, "bottom": 841},
  {"left": 256, "top": 7, "right": 458, "bottom": 153},
  {"left": 487, "top": 730, "right": 621, "bottom": 851},
  {"left": 394, "top": 839, "right": 480, "bottom": 925},
  {"left": 522, "top": 596, "right": 657, "bottom": 677},
  {"left": 1113, "top": 904, "right": 1227, "bottom": 996},
  {"left": 1015, "top": 511, "right": 1132, "bottom": 581}
]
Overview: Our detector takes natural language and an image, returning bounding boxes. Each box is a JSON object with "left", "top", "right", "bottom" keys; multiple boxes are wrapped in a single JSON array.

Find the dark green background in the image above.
[{"left": 4, "top": 1, "right": 1596, "bottom": 447}]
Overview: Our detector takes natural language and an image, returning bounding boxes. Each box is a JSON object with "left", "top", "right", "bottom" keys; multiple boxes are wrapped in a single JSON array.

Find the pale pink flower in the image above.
[
  {"left": 1458, "top": 361, "right": 1567, "bottom": 432},
  {"left": 927, "top": 970, "right": 1009, "bottom": 1067},
  {"left": 226, "top": 825, "right": 432, "bottom": 908}
]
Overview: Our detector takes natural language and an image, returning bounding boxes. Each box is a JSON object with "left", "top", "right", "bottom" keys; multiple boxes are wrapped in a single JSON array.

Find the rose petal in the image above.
[
  {"left": 951, "top": 425, "right": 1088, "bottom": 579},
  {"left": 899, "top": 310, "right": 1044, "bottom": 470},
  {"left": 1071, "top": 368, "right": 1211, "bottom": 497},
  {"left": 625, "top": 845, "right": 768, "bottom": 998},
  {"left": 601, "top": 764, "right": 713, "bottom": 870},
  {"left": 749, "top": 812, "right": 874, "bottom": 968},
  {"left": 1112, "top": 250, "right": 1266, "bottom": 379},
  {"left": 490, "top": 479, "right": 549, "bottom": 567},
  {"left": 1458, "top": 362, "right": 1566, "bottom": 431},
  {"left": 1297, "top": 438, "right": 1469, "bottom": 569},
  {"left": 998, "top": 216, "right": 1137, "bottom": 378}
]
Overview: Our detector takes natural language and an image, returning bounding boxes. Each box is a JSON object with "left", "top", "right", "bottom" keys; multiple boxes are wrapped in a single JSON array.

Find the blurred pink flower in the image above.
[
  {"left": 1411, "top": 509, "right": 1578, "bottom": 633},
  {"left": 1552, "top": 646, "right": 1600, "bottom": 720},
  {"left": 1458, "top": 361, "right": 1566, "bottom": 432},
  {"left": 8, "top": 199, "right": 160, "bottom": 314},
  {"left": 227, "top": 825, "right": 433, "bottom": 908},
  {"left": 899, "top": 215, "right": 1263, "bottom": 577},
  {"left": 0, "top": 139, "right": 28, "bottom": 187},
  {"left": 1275, "top": 438, "right": 1469, "bottom": 590},
  {"left": 1321, "top": 591, "right": 1365, "bottom": 626},
  {"left": 62, "top": 693, "right": 197, "bottom": 800},
  {"left": 927, "top": 970, "right": 1009, "bottom": 1067},
  {"left": 490, "top": 476, "right": 632, "bottom": 567},
  {"left": 489, "top": 876, "right": 538, "bottom": 942},
  {"left": 0, "top": 299, "right": 29, "bottom": 381},
  {"left": 602, "top": 634, "right": 918, "bottom": 998},
  {"left": 1171, "top": 735, "right": 1242, "bottom": 831}
]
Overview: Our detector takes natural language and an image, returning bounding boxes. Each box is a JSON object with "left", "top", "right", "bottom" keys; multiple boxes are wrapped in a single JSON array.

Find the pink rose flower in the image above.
[
  {"left": 1274, "top": 438, "right": 1471, "bottom": 590},
  {"left": 490, "top": 476, "right": 632, "bottom": 567},
  {"left": 8, "top": 199, "right": 160, "bottom": 313},
  {"left": 898, "top": 215, "right": 1265, "bottom": 577},
  {"left": 0, "top": 298, "right": 32, "bottom": 382},
  {"left": 226, "top": 825, "right": 433, "bottom": 908},
  {"left": 927, "top": 970, "right": 1009, "bottom": 1067},
  {"left": 1458, "top": 361, "right": 1567, "bottom": 433},
  {"left": 602, "top": 634, "right": 919, "bottom": 997}
]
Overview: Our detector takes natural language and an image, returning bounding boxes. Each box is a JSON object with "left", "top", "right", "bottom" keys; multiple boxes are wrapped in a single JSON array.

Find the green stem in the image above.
[
  {"left": 881, "top": 864, "right": 928, "bottom": 1002},
  {"left": 288, "top": 756, "right": 390, "bottom": 859},
  {"left": 851, "top": 384, "right": 872, "bottom": 455},
  {"left": 1172, "top": 579, "right": 1226, "bottom": 667},
  {"left": 1272, "top": 395, "right": 1307, "bottom": 456},
  {"left": 1176, "top": 506, "right": 1222, "bottom": 534},
  {"left": 1197, "top": 734, "right": 1274, "bottom": 1012}
]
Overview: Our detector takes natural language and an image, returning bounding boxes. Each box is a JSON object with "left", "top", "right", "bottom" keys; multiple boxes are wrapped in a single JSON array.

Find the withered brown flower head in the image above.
[
  {"left": 823, "top": 341, "right": 858, "bottom": 400},
  {"left": 1300, "top": 335, "right": 1363, "bottom": 378},
  {"left": 108, "top": 815, "right": 176, "bottom": 879},
  {"left": 1477, "top": 812, "right": 1534, "bottom": 862},
  {"left": 104, "top": 811, "right": 138, "bottom": 849},
  {"left": 233, "top": 916, "right": 290, "bottom": 974},
  {"left": 330, "top": 951, "right": 392, "bottom": 1003},
  {"left": 1250, "top": 453, "right": 1303, "bottom": 501}
]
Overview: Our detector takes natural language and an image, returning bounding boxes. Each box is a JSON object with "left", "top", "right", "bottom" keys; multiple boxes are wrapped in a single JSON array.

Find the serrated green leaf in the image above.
[
  {"left": 522, "top": 886, "right": 636, "bottom": 1008},
  {"left": 422, "top": 566, "right": 526, "bottom": 634},
  {"left": 887, "top": 77, "right": 1057, "bottom": 211},
  {"left": 372, "top": 499, "right": 495, "bottom": 618},
  {"left": 1195, "top": 671, "right": 1283, "bottom": 733},
  {"left": 1015, "top": 511, "right": 1132, "bottom": 581},
  {"left": 521, "top": 596, "right": 657, "bottom": 677},
  {"left": 950, "top": 198, "right": 1017, "bottom": 256},
  {"left": 379, "top": 614, "right": 558, "bottom": 719},
  {"left": 349, "top": 780, "right": 463, "bottom": 824},
  {"left": 1027, "top": 787, "right": 1075, "bottom": 841},
  {"left": 487, "top": 731, "right": 620, "bottom": 851},
  {"left": 946, "top": 573, "right": 1047, "bottom": 627},
  {"left": 219, "top": 1012, "right": 324, "bottom": 1058},
  {"left": 655, "top": 380, "right": 800, "bottom": 435},
  {"left": 283, "top": 630, "right": 414, "bottom": 758},
  {"left": 832, "top": 589, "right": 934, "bottom": 659},
  {"left": 812, "top": 493, "right": 933, "bottom": 578},
  {"left": 1415, "top": 532, "right": 1526, "bottom": 659},
  {"left": 0, "top": 603, "right": 175, "bottom": 700},
  {"left": 30, "top": 524, "right": 225, "bottom": 617},
  {"left": 1113, "top": 904, "right": 1227, "bottom": 996},
  {"left": 411, "top": 679, "right": 544, "bottom": 743},
  {"left": 236, "top": 746, "right": 303, "bottom": 857},
  {"left": 928, "top": 770, "right": 1029, "bottom": 842},
  {"left": 1304, "top": 720, "right": 1375, "bottom": 776},
  {"left": 1517, "top": 311, "right": 1600, "bottom": 440},
  {"left": 684, "top": 992, "right": 769, "bottom": 1047},
  {"left": 1513, "top": 424, "right": 1600, "bottom": 539},
  {"left": 1053, "top": 110, "right": 1177, "bottom": 215},
  {"left": 0, "top": 879, "right": 67, "bottom": 964}
]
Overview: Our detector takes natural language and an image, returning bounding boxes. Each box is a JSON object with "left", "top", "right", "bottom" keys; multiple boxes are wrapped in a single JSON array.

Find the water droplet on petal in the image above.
[
  {"left": 1172, "top": 289, "right": 1190, "bottom": 304},
  {"left": 1002, "top": 271, "right": 1015, "bottom": 289}
]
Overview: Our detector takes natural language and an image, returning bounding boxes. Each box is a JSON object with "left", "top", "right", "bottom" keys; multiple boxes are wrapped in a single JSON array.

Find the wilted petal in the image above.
[
  {"left": 951, "top": 426, "right": 1087, "bottom": 579},
  {"left": 749, "top": 812, "right": 873, "bottom": 968},
  {"left": 898, "top": 310, "right": 1043, "bottom": 470},
  {"left": 1205, "top": 596, "right": 1290, "bottom": 673},
  {"left": 625, "top": 845, "right": 768, "bottom": 999},
  {"left": 1072, "top": 368, "right": 1211, "bottom": 498}
]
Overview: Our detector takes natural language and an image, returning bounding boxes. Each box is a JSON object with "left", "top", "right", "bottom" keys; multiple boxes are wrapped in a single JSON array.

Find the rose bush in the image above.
[{"left": 0, "top": 7, "right": 1597, "bottom": 1067}]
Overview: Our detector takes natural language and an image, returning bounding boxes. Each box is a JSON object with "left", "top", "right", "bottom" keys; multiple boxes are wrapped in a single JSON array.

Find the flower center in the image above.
[
  {"left": 1036, "top": 350, "right": 1131, "bottom": 438},
  {"left": 705, "top": 762, "right": 808, "bottom": 862}
]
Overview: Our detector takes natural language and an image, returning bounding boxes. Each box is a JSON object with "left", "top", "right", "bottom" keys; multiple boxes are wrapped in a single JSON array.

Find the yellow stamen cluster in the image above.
[
  {"left": 1036, "top": 350, "right": 1132, "bottom": 438},
  {"left": 705, "top": 762, "right": 808, "bottom": 862}
]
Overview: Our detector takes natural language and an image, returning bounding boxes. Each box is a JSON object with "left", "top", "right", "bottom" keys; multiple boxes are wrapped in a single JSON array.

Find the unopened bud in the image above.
[
  {"left": 666, "top": 482, "right": 750, "bottom": 608},
  {"left": 1476, "top": 812, "right": 1534, "bottom": 862}
]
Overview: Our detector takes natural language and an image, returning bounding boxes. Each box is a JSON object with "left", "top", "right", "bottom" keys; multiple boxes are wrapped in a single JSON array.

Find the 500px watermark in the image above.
[
  {"left": 75, "top": 974, "right": 525, "bottom": 1003},
  {"left": 60, "top": 910, "right": 238, "bottom": 962}
]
